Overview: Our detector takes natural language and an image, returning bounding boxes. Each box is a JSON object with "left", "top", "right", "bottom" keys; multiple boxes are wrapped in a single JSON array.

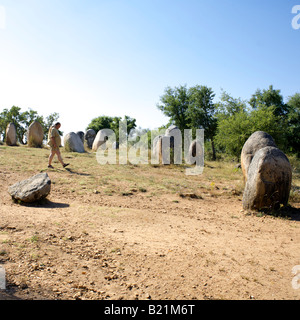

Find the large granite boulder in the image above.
[
  {"left": 241, "top": 131, "right": 277, "bottom": 181},
  {"left": 64, "top": 132, "right": 85, "bottom": 153},
  {"left": 92, "top": 129, "right": 110, "bottom": 152},
  {"left": 165, "top": 125, "right": 180, "bottom": 149},
  {"left": 6, "top": 123, "right": 17, "bottom": 146},
  {"left": 27, "top": 121, "right": 44, "bottom": 148},
  {"left": 242, "top": 146, "right": 292, "bottom": 211},
  {"left": 84, "top": 129, "right": 96, "bottom": 149},
  {"left": 8, "top": 173, "right": 51, "bottom": 203},
  {"left": 76, "top": 131, "right": 84, "bottom": 143},
  {"left": 152, "top": 135, "right": 164, "bottom": 160},
  {"left": 187, "top": 140, "right": 204, "bottom": 165},
  {"left": 165, "top": 125, "right": 179, "bottom": 137}
]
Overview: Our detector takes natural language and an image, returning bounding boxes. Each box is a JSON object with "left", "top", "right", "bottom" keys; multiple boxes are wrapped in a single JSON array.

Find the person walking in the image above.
[{"left": 47, "top": 122, "right": 69, "bottom": 169}]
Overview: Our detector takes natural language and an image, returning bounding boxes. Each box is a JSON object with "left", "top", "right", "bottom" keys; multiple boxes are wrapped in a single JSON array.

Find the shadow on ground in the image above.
[{"left": 19, "top": 199, "right": 70, "bottom": 209}]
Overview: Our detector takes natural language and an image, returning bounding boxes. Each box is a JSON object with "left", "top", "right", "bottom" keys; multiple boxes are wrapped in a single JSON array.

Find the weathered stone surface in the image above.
[
  {"left": 152, "top": 135, "right": 164, "bottom": 159},
  {"left": 8, "top": 173, "right": 51, "bottom": 203},
  {"left": 165, "top": 125, "right": 179, "bottom": 137},
  {"left": 241, "top": 131, "right": 277, "bottom": 181},
  {"left": 76, "top": 131, "right": 84, "bottom": 143},
  {"left": 187, "top": 140, "right": 204, "bottom": 165},
  {"left": 165, "top": 125, "right": 181, "bottom": 149},
  {"left": 242, "top": 146, "right": 292, "bottom": 211},
  {"left": 84, "top": 129, "right": 96, "bottom": 149},
  {"left": 6, "top": 123, "right": 17, "bottom": 146},
  {"left": 92, "top": 129, "right": 111, "bottom": 152},
  {"left": 152, "top": 135, "right": 179, "bottom": 165},
  {"left": 64, "top": 132, "right": 85, "bottom": 153},
  {"left": 27, "top": 121, "right": 44, "bottom": 148}
]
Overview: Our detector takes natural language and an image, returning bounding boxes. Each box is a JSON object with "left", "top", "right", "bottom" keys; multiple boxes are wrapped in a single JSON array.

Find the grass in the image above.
[{"left": 1, "top": 145, "right": 299, "bottom": 211}]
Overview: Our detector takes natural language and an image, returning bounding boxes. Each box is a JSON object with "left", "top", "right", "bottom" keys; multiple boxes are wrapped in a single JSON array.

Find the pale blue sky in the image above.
[{"left": 0, "top": 0, "right": 299, "bottom": 136}]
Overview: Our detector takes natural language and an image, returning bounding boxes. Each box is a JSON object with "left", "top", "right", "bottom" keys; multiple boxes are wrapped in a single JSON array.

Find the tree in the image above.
[
  {"left": 157, "top": 85, "right": 190, "bottom": 133},
  {"left": 0, "top": 106, "right": 26, "bottom": 143},
  {"left": 215, "top": 106, "right": 283, "bottom": 159},
  {"left": 187, "top": 85, "right": 217, "bottom": 160},
  {"left": 0, "top": 106, "right": 60, "bottom": 144},
  {"left": 215, "top": 90, "right": 248, "bottom": 119},
  {"left": 86, "top": 115, "right": 137, "bottom": 142},
  {"left": 87, "top": 116, "right": 114, "bottom": 134},
  {"left": 249, "top": 85, "right": 288, "bottom": 117},
  {"left": 286, "top": 93, "right": 300, "bottom": 156}
]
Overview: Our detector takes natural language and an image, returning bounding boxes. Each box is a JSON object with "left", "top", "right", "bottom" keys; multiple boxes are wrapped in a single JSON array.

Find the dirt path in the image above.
[{"left": 1, "top": 183, "right": 300, "bottom": 300}]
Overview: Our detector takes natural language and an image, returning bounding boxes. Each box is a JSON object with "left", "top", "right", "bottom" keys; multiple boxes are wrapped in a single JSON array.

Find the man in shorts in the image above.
[{"left": 47, "top": 122, "right": 69, "bottom": 169}]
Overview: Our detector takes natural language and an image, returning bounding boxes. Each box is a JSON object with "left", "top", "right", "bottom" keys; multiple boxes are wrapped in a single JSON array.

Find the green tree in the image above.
[
  {"left": 216, "top": 90, "right": 248, "bottom": 119},
  {"left": 157, "top": 85, "right": 190, "bottom": 133},
  {"left": 286, "top": 93, "right": 300, "bottom": 156},
  {"left": 0, "top": 106, "right": 59, "bottom": 144},
  {"left": 215, "top": 106, "right": 283, "bottom": 159},
  {"left": 249, "top": 85, "right": 288, "bottom": 117},
  {"left": 87, "top": 116, "right": 114, "bottom": 134},
  {"left": 0, "top": 106, "right": 27, "bottom": 143},
  {"left": 215, "top": 110, "right": 251, "bottom": 158},
  {"left": 187, "top": 85, "right": 217, "bottom": 160},
  {"left": 87, "top": 115, "right": 137, "bottom": 142}
]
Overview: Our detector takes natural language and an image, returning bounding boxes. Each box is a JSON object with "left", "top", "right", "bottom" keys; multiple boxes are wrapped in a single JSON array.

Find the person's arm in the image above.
[
  {"left": 50, "top": 129, "right": 58, "bottom": 148},
  {"left": 51, "top": 136, "right": 57, "bottom": 148}
]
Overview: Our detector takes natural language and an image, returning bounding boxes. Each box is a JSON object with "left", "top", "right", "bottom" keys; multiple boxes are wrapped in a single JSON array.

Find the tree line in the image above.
[
  {"left": 157, "top": 85, "right": 300, "bottom": 160},
  {"left": 0, "top": 106, "right": 59, "bottom": 144},
  {"left": 2, "top": 84, "right": 299, "bottom": 161}
]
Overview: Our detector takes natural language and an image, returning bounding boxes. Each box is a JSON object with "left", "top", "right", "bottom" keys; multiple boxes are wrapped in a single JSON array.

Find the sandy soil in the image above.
[{"left": 0, "top": 150, "right": 300, "bottom": 300}]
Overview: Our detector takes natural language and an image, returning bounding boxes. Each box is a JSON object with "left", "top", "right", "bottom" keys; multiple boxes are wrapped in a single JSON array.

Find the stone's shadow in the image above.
[
  {"left": 263, "top": 205, "right": 300, "bottom": 221},
  {"left": 286, "top": 206, "right": 300, "bottom": 221},
  {"left": 0, "top": 290, "right": 22, "bottom": 300},
  {"left": 19, "top": 199, "right": 70, "bottom": 209}
]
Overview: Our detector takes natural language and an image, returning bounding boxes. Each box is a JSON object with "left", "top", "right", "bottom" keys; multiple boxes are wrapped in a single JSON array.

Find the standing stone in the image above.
[
  {"left": 5, "top": 123, "right": 17, "bottom": 146},
  {"left": 92, "top": 129, "right": 110, "bottom": 152},
  {"left": 165, "top": 125, "right": 180, "bottom": 149},
  {"left": 165, "top": 125, "right": 179, "bottom": 137},
  {"left": 64, "top": 132, "right": 85, "bottom": 153},
  {"left": 8, "top": 173, "right": 51, "bottom": 203},
  {"left": 242, "top": 146, "right": 292, "bottom": 211},
  {"left": 27, "top": 121, "right": 44, "bottom": 148},
  {"left": 84, "top": 129, "right": 96, "bottom": 149},
  {"left": 152, "top": 135, "right": 177, "bottom": 165},
  {"left": 187, "top": 140, "right": 204, "bottom": 165},
  {"left": 76, "top": 131, "right": 84, "bottom": 143},
  {"left": 241, "top": 131, "right": 277, "bottom": 182},
  {"left": 152, "top": 135, "right": 163, "bottom": 162}
]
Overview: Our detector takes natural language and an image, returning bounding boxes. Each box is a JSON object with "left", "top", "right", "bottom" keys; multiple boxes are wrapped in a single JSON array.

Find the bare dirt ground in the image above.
[{"left": 0, "top": 146, "right": 300, "bottom": 300}]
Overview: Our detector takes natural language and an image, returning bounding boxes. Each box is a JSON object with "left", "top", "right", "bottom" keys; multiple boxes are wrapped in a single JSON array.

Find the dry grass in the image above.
[
  {"left": 1, "top": 145, "right": 299, "bottom": 206},
  {"left": 0, "top": 145, "right": 247, "bottom": 199}
]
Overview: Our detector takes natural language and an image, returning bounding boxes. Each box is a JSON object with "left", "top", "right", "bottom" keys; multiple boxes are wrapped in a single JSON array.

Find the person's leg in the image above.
[
  {"left": 48, "top": 148, "right": 55, "bottom": 167},
  {"left": 55, "top": 149, "right": 64, "bottom": 166},
  {"left": 56, "top": 149, "right": 69, "bottom": 168}
]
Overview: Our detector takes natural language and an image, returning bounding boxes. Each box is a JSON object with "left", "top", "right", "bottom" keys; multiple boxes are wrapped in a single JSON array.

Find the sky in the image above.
[{"left": 0, "top": 0, "right": 300, "bottom": 138}]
